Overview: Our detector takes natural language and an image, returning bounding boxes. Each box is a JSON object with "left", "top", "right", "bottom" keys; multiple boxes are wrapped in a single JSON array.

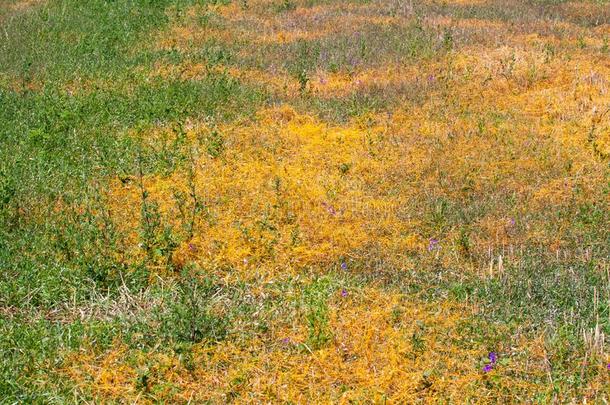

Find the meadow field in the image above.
[{"left": 1, "top": 0, "right": 609, "bottom": 402}]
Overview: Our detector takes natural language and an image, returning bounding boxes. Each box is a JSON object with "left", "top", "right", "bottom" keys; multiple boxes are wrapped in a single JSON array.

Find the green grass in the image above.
[{"left": 0, "top": 1, "right": 269, "bottom": 400}]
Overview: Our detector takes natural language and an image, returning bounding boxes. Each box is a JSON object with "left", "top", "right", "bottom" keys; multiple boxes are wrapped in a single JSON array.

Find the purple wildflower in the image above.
[
  {"left": 607, "top": 363, "right": 610, "bottom": 370},
  {"left": 188, "top": 243, "right": 198, "bottom": 252},
  {"left": 428, "top": 74, "right": 435, "bottom": 83},
  {"left": 483, "top": 364, "right": 493, "bottom": 373},
  {"left": 428, "top": 238, "right": 439, "bottom": 251},
  {"left": 281, "top": 337, "right": 290, "bottom": 345},
  {"left": 341, "top": 262, "right": 348, "bottom": 271},
  {"left": 319, "top": 77, "right": 327, "bottom": 85},
  {"left": 341, "top": 288, "right": 348, "bottom": 297},
  {"left": 322, "top": 202, "right": 336, "bottom": 215},
  {"left": 489, "top": 352, "right": 497, "bottom": 364},
  {"left": 508, "top": 218, "right": 515, "bottom": 227}
]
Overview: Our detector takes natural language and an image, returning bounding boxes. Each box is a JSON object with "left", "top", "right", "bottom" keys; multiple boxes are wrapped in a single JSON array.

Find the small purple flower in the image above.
[
  {"left": 607, "top": 363, "right": 610, "bottom": 370},
  {"left": 341, "top": 288, "right": 348, "bottom": 297},
  {"left": 319, "top": 77, "right": 327, "bottom": 85},
  {"left": 483, "top": 364, "right": 493, "bottom": 373},
  {"left": 508, "top": 218, "right": 515, "bottom": 227},
  {"left": 322, "top": 202, "right": 336, "bottom": 216},
  {"left": 188, "top": 243, "right": 198, "bottom": 252},
  {"left": 281, "top": 337, "right": 290, "bottom": 345},
  {"left": 341, "top": 262, "right": 348, "bottom": 271},
  {"left": 428, "top": 238, "right": 439, "bottom": 251},
  {"left": 427, "top": 74, "right": 435, "bottom": 83},
  {"left": 489, "top": 352, "right": 497, "bottom": 364}
]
